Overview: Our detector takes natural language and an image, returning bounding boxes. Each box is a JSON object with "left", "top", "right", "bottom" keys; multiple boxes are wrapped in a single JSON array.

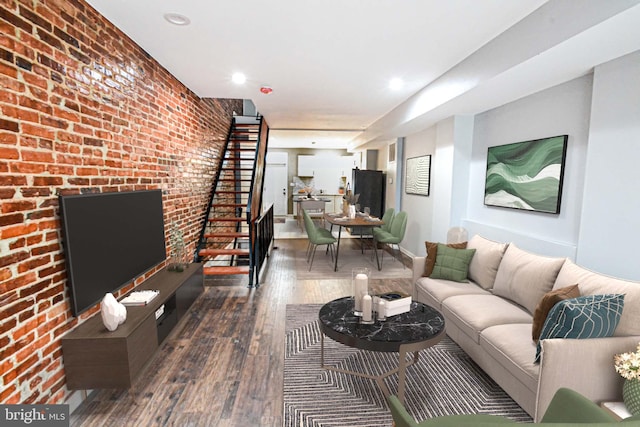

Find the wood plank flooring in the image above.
[{"left": 70, "top": 238, "right": 412, "bottom": 427}]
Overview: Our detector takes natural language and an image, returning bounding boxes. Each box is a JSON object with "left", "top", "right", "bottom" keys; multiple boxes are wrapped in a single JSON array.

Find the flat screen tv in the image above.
[{"left": 59, "top": 189, "right": 167, "bottom": 316}]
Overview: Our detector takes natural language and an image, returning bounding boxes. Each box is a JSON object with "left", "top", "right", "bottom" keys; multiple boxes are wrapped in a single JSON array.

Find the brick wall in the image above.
[{"left": 0, "top": 0, "right": 242, "bottom": 403}]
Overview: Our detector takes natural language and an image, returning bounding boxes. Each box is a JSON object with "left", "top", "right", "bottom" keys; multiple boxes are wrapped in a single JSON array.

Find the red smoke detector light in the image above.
[{"left": 260, "top": 86, "right": 273, "bottom": 94}]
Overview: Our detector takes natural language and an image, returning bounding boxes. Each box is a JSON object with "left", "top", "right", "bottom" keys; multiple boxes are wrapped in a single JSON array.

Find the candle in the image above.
[
  {"left": 377, "top": 299, "right": 387, "bottom": 321},
  {"left": 354, "top": 273, "right": 368, "bottom": 312},
  {"left": 362, "top": 294, "right": 372, "bottom": 322}
]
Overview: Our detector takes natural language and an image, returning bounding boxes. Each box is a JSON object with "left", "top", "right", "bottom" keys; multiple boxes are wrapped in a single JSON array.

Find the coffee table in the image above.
[{"left": 318, "top": 297, "right": 445, "bottom": 403}]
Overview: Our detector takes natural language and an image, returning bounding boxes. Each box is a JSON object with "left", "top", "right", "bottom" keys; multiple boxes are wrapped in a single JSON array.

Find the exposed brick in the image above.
[
  {"left": 0, "top": 118, "right": 19, "bottom": 132},
  {"left": 0, "top": 147, "right": 19, "bottom": 159},
  {"left": 2, "top": 200, "right": 36, "bottom": 213},
  {"left": 0, "top": 213, "right": 23, "bottom": 226},
  {"left": 0, "top": 250, "right": 29, "bottom": 269},
  {"left": 0, "top": 222, "right": 38, "bottom": 238},
  {"left": 0, "top": 0, "right": 241, "bottom": 406}
]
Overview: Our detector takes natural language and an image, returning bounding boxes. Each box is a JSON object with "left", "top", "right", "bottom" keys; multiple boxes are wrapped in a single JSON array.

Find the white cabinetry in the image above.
[
  {"left": 297, "top": 154, "right": 356, "bottom": 194},
  {"left": 297, "top": 155, "right": 316, "bottom": 176}
]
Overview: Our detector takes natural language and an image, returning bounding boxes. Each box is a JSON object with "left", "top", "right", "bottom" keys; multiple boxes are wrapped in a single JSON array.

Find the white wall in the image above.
[
  {"left": 464, "top": 75, "right": 593, "bottom": 258},
  {"left": 402, "top": 126, "right": 437, "bottom": 256},
  {"left": 577, "top": 51, "right": 640, "bottom": 280},
  {"left": 378, "top": 50, "right": 640, "bottom": 281}
]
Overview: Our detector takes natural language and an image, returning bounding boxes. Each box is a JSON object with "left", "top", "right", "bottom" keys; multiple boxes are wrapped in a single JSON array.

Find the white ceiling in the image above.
[{"left": 86, "top": 0, "right": 640, "bottom": 150}]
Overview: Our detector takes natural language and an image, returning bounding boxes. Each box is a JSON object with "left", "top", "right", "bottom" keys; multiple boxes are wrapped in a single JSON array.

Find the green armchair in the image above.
[{"left": 387, "top": 388, "right": 640, "bottom": 426}]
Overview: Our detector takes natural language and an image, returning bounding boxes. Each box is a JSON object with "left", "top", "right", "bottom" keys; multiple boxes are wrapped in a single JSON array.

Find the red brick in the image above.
[
  {"left": 1, "top": 200, "right": 36, "bottom": 213},
  {"left": 20, "top": 187, "right": 51, "bottom": 197},
  {"left": 0, "top": 147, "right": 19, "bottom": 160},
  {"left": 0, "top": 222, "right": 38, "bottom": 238},
  {"left": 21, "top": 150, "right": 54, "bottom": 163},
  {"left": 18, "top": 255, "right": 50, "bottom": 274},
  {"left": 0, "top": 250, "right": 29, "bottom": 269},
  {"left": 0, "top": 213, "right": 23, "bottom": 226}
]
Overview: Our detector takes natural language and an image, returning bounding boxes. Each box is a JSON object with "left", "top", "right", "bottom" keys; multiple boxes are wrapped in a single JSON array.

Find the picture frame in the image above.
[
  {"left": 405, "top": 155, "right": 431, "bottom": 196},
  {"left": 388, "top": 142, "right": 396, "bottom": 163},
  {"left": 484, "top": 135, "right": 568, "bottom": 214}
]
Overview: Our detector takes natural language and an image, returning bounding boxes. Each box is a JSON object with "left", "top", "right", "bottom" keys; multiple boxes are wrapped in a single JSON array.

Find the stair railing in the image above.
[{"left": 246, "top": 117, "right": 270, "bottom": 286}]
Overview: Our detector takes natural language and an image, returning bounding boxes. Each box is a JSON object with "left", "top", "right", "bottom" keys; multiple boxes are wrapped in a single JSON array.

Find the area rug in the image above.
[
  {"left": 294, "top": 241, "right": 413, "bottom": 281},
  {"left": 284, "top": 304, "right": 532, "bottom": 427}
]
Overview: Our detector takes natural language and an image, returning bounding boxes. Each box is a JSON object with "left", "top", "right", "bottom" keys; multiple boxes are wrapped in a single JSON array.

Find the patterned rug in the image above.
[{"left": 283, "top": 304, "right": 532, "bottom": 427}]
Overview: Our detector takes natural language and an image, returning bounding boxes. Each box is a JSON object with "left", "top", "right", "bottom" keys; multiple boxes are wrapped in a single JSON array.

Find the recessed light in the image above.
[
  {"left": 164, "top": 13, "right": 191, "bottom": 26},
  {"left": 232, "top": 72, "right": 247, "bottom": 84},
  {"left": 389, "top": 78, "right": 404, "bottom": 90}
]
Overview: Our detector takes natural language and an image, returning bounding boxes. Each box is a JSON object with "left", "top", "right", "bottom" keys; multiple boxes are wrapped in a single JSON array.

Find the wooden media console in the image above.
[{"left": 61, "top": 263, "right": 204, "bottom": 390}]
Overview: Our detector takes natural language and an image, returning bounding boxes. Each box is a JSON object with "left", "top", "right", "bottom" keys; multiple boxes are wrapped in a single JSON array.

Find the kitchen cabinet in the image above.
[
  {"left": 297, "top": 154, "right": 356, "bottom": 194},
  {"left": 297, "top": 155, "right": 315, "bottom": 176}
]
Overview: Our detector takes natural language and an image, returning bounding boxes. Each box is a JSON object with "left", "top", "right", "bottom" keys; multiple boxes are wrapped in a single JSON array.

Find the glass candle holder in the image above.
[{"left": 352, "top": 267, "right": 370, "bottom": 316}]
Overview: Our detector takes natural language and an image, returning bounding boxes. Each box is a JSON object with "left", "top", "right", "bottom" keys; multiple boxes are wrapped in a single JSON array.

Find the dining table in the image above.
[{"left": 323, "top": 212, "right": 384, "bottom": 272}]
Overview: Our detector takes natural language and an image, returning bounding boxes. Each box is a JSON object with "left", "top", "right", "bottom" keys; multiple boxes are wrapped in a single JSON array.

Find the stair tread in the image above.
[
  {"left": 208, "top": 217, "right": 244, "bottom": 222},
  {"left": 203, "top": 266, "right": 250, "bottom": 275},
  {"left": 204, "top": 232, "right": 249, "bottom": 238},
  {"left": 199, "top": 249, "right": 250, "bottom": 256}
]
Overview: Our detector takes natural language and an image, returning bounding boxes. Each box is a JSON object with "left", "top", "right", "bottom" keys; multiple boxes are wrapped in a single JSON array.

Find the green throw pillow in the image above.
[
  {"left": 534, "top": 294, "right": 625, "bottom": 363},
  {"left": 430, "top": 243, "right": 476, "bottom": 282}
]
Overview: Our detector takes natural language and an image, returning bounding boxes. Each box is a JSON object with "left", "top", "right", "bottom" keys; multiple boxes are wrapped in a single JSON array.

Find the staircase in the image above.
[{"left": 195, "top": 115, "right": 272, "bottom": 287}]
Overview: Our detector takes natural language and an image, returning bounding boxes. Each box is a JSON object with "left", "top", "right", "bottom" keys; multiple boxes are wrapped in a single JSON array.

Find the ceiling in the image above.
[{"left": 85, "top": 0, "right": 640, "bottom": 150}]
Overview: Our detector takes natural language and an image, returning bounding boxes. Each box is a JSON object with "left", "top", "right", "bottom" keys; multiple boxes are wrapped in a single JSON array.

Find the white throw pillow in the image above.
[
  {"left": 492, "top": 244, "right": 566, "bottom": 314},
  {"left": 466, "top": 235, "right": 508, "bottom": 290}
]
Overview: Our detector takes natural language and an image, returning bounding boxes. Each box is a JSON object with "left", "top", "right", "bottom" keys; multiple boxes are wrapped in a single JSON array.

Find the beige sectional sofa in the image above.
[{"left": 411, "top": 235, "right": 640, "bottom": 421}]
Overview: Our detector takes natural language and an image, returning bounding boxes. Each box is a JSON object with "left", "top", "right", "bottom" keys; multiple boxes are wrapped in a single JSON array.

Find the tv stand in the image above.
[{"left": 61, "top": 263, "right": 203, "bottom": 390}]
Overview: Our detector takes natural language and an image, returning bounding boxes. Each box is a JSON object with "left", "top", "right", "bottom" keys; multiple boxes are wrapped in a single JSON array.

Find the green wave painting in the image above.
[{"left": 484, "top": 135, "right": 568, "bottom": 214}]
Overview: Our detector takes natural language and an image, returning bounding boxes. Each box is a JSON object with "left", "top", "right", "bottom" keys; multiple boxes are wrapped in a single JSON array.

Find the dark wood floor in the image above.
[{"left": 71, "top": 238, "right": 412, "bottom": 427}]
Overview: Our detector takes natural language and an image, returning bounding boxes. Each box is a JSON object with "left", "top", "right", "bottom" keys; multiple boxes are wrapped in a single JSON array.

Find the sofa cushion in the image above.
[
  {"left": 415, "top": 276, "right": 490, "bottom": 310},
  {"left": 493, "top": 244, "right": 566, "bottom": 314},
  {"left": 534, "top": 294, "right": 625, "bottom": 363},
  {"left": 430, "top": 244, "right": 476, "bottom": 282},
  {"left": 442, "top": 295, "right": 533, "bottom": 344},
  {"left": 532, "top": 284, "right": 581, "bottom": 343},
  {"left": 553, "top": 259, "right": 640, "bottom": 336},
  {"left": 466, "top": 235, "right": 508, "bottom": 290},
  {"left": 424, "top": 241, "right": 467, "bottom": 276},
  {"left": 480, "top": 324, "right": 540, "bottom": 393}
]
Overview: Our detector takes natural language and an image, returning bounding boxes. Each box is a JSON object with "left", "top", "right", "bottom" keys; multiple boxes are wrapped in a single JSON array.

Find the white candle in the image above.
[
  {"left": 354, "top": 273, "right": 368, "bottom": 312},
  {"left": 362, "top": 294, "right": 372, "bottom": 322},
  {"left": 378, "top": 299, "right": 387, "bottom": 320}
]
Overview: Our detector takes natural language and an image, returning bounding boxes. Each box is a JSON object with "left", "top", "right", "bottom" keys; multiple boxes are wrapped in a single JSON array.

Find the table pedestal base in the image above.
[{"left": 320, "top": 333, "right": 428, "bottom": 404}]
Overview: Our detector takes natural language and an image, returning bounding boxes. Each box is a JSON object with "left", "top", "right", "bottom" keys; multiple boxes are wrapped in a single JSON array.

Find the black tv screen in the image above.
[{"left": 59, "top": 190, "right": 167, "bottom": 316}]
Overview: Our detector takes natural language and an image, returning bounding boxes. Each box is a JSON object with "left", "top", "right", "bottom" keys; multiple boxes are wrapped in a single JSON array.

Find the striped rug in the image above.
[{"left": 284, "top": 304, "right": 532, "bottom": 427}]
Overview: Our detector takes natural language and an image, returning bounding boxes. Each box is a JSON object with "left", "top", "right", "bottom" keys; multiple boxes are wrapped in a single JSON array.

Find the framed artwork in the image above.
[
  {"left": 388, "top": 142, "right": 396, "bottom": 163},
  {"left": 405, "top": 155, "right": 431, "bottom": 196},
  {"left": 484, "top": 135, "right": 568, "bottom": 214}
]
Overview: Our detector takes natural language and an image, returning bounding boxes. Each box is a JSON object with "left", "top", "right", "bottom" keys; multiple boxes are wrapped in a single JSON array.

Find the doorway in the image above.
[{"left": 264, "top": 152, "right": 288, "bottom": 216}]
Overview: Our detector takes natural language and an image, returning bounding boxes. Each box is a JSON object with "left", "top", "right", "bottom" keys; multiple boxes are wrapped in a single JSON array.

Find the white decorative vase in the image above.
[{"left": 100, "top": 293, "right": 127, "bottom": 332}]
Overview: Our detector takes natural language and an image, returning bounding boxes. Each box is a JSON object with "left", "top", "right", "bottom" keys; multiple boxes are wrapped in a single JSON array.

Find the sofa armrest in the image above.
[
  {"left": 412, "top": 256, "right": 426, "bottom": 299},
  {"left": 536, "top": 336, "right": 640, "bottom": 421}
]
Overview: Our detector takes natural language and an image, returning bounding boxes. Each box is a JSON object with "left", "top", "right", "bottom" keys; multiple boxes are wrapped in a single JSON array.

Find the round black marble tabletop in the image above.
[{"left": 318, "top": 296, "right": 445, "bottom": 353}]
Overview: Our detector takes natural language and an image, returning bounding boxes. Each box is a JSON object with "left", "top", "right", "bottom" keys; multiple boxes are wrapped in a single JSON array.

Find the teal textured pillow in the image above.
[
  {"left": 430, "top": 243, "right": 476, "bottom": 282},
  {"left": 534, "top": 294, "right": 625, "bottom": 363}
]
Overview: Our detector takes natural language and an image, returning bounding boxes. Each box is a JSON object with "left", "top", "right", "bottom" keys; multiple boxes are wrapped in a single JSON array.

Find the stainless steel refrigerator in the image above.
[{"left": 351, "top": 168, "right": 386, "bottom": 236}]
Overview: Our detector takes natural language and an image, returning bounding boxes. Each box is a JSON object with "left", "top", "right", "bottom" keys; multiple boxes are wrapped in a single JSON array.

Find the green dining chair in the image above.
[
  {"left": 303, "top": 209, "right": 336, "bottom": 270},
  {"left": 374, "top": 211, "right": 407, "bottom": 269},
  {"left": 372, "top": 208, "right": 395, "bottom": 240}
]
